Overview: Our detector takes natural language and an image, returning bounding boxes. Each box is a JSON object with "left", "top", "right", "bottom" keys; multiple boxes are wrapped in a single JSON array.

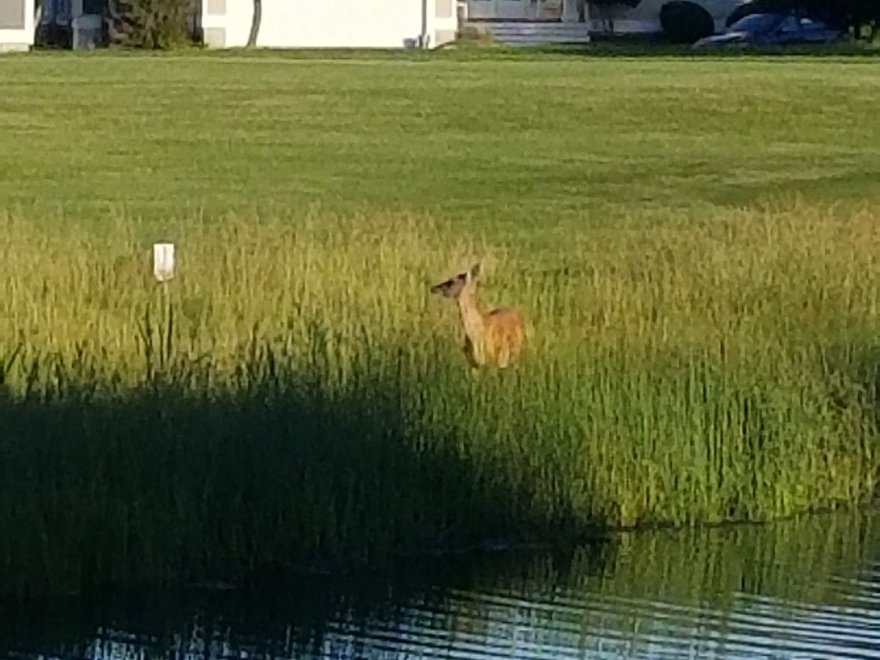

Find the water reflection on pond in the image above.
[{"left": 2, "top": 510, "right": 878, "bottom": 659}]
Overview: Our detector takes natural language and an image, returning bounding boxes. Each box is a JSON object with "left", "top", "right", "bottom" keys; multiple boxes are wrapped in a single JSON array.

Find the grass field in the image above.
[
  {"left": 4, "top": 53, "right": 880, "bottom": 224},
  {"left": 1, "top": 52, "right": 880, "bottom": 600}
]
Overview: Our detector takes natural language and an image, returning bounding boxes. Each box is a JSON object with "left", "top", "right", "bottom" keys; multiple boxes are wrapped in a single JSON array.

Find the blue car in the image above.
[{"left": 692, "top": 13, "right": 843, "bottom": 49}]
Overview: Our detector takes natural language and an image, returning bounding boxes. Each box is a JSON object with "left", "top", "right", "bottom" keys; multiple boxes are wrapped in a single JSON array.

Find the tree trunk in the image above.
[{"left": 246, "top": 0, "right": 261, "bottom": 47}]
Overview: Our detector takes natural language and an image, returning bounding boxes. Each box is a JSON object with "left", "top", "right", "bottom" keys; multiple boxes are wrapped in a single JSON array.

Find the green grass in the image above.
[
  {"left": 3, "top": 53, "right": 880, "bottom": 226},
  {"left": 1, "top": 52, "right": 879, "bottom": 601}
]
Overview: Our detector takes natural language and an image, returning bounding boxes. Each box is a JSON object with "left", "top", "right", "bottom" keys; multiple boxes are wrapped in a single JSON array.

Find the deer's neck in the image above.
[{"left": 457, "top": 291, "right": 485, "bottom": 347}]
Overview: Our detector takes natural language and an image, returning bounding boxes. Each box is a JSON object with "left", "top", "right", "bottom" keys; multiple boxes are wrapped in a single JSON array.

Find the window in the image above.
[
  {"left": 207, "top": 0, "right": 227, "bottom": 15},
  {"left": 56, "top": 0, "right": 72, "bottom": 21},
  {"left": 778, "top": 16, "right": 800, "bottom": 33},
  {"left": 83, "top": 0, "right": 104, "bottom": 13},
  {"left": 730, "top": 14, "right": 778, "bottom": 33},
  {"left": 0, "top": 0, "right": 25, "bottom": 29}
]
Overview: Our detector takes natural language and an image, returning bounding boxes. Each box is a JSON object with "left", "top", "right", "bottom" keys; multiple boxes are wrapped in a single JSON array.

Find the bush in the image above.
[
  {"left": 107, "top": 0, "right": 197, "bottom": 49},
  {"left": 660, "top": 1, "right": 716, "bottom": 43}
]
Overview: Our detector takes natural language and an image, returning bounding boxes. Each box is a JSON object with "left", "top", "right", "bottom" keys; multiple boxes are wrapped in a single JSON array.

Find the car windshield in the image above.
[
  {"left": 800, "top": 18, "right": 827, "bottom": 30},
  {"left": 729, "top": 14, "right": 782, "bottom": 33}
]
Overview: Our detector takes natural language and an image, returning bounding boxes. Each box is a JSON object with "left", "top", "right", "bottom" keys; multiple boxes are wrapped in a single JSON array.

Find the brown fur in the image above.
[{"left": 431, "top": 263, "right": 526, "bottom": 369}]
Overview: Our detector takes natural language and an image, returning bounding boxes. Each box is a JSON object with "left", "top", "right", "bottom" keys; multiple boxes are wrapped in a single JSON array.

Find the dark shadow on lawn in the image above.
[
  {"left": 39, "top": 40, "right": 878, "bottom": 61},
  {"left": 0, "top": 345, "right": 606, "bottom": 605},
  {"left": 441, "top": 34, "right": 880, "bottom": 60}
]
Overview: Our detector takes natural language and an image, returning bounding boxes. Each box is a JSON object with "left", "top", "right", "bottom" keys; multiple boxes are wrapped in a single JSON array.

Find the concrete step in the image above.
[{"left": 468, "top": 21, "right": 591, "bottom": 45}]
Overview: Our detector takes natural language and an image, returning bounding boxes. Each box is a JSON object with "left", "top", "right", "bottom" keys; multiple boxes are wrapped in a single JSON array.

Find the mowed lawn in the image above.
[{"left": 1, "top": 53, "right": 879, "bottom": 237}]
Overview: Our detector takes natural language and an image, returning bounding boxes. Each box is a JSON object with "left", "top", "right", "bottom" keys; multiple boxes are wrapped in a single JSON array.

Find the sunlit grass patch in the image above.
[{"left": 1, "top": 203, "right": 878, "bottom": 599}]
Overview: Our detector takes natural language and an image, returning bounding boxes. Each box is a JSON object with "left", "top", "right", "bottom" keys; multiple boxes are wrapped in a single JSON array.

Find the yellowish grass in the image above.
[{"left": 1, "top": 202, "right": 879, "bottom": 599}]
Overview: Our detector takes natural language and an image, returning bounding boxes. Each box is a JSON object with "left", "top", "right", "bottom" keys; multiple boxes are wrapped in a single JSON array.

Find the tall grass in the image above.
[{"left": 1, "top": 202, "right": 878, "bottom": 600}]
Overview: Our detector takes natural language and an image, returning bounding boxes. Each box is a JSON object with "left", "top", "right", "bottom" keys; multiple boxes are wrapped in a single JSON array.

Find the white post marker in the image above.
[{"left": 153, "top": 242, "right": 176, "bottom": 282}]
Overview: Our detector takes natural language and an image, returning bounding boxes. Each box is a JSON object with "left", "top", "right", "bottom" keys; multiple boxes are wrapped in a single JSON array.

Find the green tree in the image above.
[{"left": 106, "top": 0, "right": 196, "bottom": 49}]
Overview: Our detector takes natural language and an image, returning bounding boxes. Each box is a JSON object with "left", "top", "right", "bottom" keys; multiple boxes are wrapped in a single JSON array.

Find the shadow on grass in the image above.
[
  {"left": 25, "top": 38, "right": 880, "bottom": 61},
  {"left": 0, "top": 345, "right": 602, "bottom": 604},
  {"left": 471, "top": 38, "right": 880, "bottom": 60}
]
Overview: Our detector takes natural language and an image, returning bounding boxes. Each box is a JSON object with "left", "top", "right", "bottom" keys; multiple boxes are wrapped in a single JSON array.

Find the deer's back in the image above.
[{"left": 484, "top": 306, "right": 526, "bottom": 357}]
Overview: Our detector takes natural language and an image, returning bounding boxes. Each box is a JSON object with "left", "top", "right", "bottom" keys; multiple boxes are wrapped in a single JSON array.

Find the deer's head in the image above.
[{"left": 431, "top": 263, "right": 480, "bottom": 299}]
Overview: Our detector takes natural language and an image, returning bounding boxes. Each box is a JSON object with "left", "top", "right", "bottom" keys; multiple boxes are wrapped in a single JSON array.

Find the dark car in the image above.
[{"left": 692, "top": 13, "right": 843, "bottom": 49}]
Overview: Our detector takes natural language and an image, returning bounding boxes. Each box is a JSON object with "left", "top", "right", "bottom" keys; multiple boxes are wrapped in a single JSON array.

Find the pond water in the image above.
[{"left": 2, "top": 510, "right": 878, "bottom": 659}]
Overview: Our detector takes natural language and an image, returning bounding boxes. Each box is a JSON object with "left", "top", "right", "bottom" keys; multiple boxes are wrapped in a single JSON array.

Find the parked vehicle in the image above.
[{"left": 692, "top": 12, "right": 843, "bottom": 48}]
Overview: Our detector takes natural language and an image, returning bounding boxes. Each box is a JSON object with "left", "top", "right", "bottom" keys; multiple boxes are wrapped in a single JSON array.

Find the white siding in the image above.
[
  {"left": 203, "top": 0, "right": 458, "bottom": 50},
  {"left": 0, "top": 0, "right": 35, "bottom": 51}
]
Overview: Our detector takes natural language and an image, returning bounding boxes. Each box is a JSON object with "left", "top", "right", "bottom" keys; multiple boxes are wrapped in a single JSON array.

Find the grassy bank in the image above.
[
  {"left": 2, "top": 204, "right": 879, "bottom": 600},
  {"left": 1, "top": 55, "right": 879, "bottom": 600},
  {"left": 3, "top": 55, "right": 880, "bottom": 223}
]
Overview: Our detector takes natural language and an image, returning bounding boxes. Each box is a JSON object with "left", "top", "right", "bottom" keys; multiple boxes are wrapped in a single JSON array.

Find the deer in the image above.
[{"left": 430, "top": 263, "right": 526, "bottom": 369}]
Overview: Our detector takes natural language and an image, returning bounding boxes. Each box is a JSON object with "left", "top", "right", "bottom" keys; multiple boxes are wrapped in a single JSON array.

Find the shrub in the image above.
[
  {"left": 106, "top": 0, "right": 197, "bottom": 49},
  {"left": 660, "top": 1, "right": 716, "bottom": 43}
]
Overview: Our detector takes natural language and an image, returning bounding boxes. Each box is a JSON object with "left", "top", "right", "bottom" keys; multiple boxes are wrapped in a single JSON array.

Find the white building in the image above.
[
  {"left": 200, "top": 0, "right": 741, "bottom": 49},
  {"left": 465, "top": 0, "right": 741, "bottom": 44},
  {"left": 201, "top": 0, "right": 460, "bottom": 50},
  {"left": 0, "top": 0, "right": 35, "bottom": 52},
  {"left": 6, "top": 0, "right": 743, "bottom": 52}
]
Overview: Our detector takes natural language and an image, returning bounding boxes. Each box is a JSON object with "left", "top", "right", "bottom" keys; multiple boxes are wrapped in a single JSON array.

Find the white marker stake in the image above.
[{"left": 153, "top": 242, "right": 175, "bottom": 282}]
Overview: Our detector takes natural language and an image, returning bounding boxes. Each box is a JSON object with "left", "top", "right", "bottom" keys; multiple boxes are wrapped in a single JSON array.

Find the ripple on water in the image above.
[{"left": 1, "top": 510, "right": 879, "bottom": 660}]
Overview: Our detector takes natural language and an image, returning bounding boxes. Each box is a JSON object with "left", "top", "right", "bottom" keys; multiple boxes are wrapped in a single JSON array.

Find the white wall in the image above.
[
  {"left": 202, "top": 0, "right": 458, "bottom": 50},
  {"left": 0, "top": 0, "right": 35, "bottom": 51}
]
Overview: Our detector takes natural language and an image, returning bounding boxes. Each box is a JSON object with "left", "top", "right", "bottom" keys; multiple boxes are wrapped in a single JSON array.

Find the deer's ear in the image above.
[{"left": 469, "top": 263, "right": 481, "bottom": 280}]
